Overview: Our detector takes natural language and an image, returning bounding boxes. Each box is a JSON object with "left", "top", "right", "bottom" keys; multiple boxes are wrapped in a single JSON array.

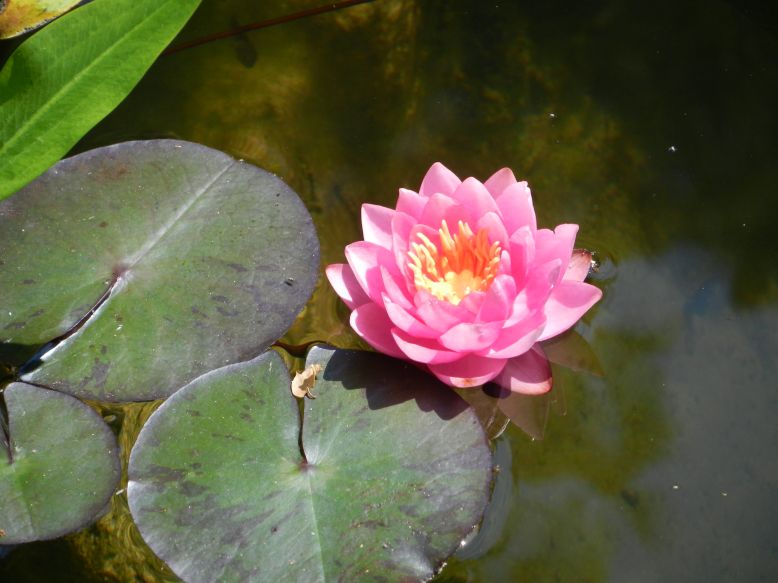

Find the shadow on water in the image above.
[
  {"left": 0, "top": 539, "right": 104, "bottom": 583},
  {"left": 0, "top": 342, "right": 44, "bottom": 369}
]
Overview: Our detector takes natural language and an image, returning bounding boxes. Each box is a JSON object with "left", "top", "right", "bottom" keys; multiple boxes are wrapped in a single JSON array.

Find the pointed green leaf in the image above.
[
  {"left": 0, "top": 0, "right": 201, "bottom": 201},
  {"left": 128, "top": 348, "right": 492, "bottom": 582}
]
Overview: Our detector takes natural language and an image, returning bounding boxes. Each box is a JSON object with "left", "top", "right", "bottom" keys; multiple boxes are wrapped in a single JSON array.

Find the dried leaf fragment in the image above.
[
  {"left": 291, "top": 364, "right": 322, "bottom": 399},
  {"left": 0, "top": 0, "right": 84, "bottom": 39}
]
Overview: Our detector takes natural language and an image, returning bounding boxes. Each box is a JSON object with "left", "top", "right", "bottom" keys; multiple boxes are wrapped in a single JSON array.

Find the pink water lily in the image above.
[{"left": 326, "top": 163, "right": 602, "bottom": 393}]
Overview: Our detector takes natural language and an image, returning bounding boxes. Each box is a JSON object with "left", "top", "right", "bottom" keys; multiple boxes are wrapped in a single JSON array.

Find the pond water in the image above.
[{"left": 2, "top": 0, "right": 777, "bottom": 581}]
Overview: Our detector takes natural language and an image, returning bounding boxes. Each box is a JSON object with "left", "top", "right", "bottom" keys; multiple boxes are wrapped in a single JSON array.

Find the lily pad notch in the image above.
[
  {"left": 128, "top": 347, "right": 494, "bottom": 582},
  {"left": 0, "top": 139, "right": 321, "bottom": 402}
]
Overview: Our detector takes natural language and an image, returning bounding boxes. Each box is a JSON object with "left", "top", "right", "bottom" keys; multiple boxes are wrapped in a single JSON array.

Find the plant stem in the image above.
[{"left": 163, "top": 0, "right": 376, "bottom": 56}]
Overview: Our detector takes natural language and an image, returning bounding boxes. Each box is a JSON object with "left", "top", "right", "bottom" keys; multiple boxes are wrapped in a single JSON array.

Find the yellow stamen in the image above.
[{"left": 407, "top": 220, "right": 501, "bottom": 305}]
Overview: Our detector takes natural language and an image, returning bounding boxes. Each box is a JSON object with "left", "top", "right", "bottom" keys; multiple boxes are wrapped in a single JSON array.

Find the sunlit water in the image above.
[{"left": 2, "top": 1, "right": 777, "bottom": 581}]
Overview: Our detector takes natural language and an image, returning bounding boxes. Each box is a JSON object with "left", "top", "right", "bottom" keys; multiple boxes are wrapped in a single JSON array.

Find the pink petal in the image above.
[
  {"left": 380, "top": 265, "right": 413, "bottom": 310},
  {"left": 499, "top": 248, "right": 512, "bottom": 274},
  {"left": 509, "top": 258, "right": 560, "bottom": 322},
  {"left": 345, "top": 241, "right": 395, "bottom": 305},
  {"left": 419, "top": 162, "right": 461, "bottom": 197},
  {"left": 534, "top": 224, "right": 578, "bottom": 285},
  {"left": 396, "top": 188, "right": 427, "bottom": 219},
  {"left": 325, "top": 263, "right": 371, "bottom": 310},
  {"left": 477, "top": 274, "right": 516, "bottom": 322},
  {"left": 505, "top": 290, "right": 530, "bottom": 328},
  {"left": 428, "top": 354, "right": 507, "bottom": 388},
  {"left": 418, "top": 193, "right": 469, "bottom": 231},
  {"left": 408, "top": 222, "right": 439, "bottom": 248},
  {"left": 458, "top": 290, "right": 486, "bottom": 316},
  {"left": 383, "top": 294, "right": 439, "bottom": 339},
  {"left": 495, "top": 345, "right": 552, "bottom": 395},
  {"left": 476, "top": 211, "right": 509, "bottom": 249},
  {"left": 484, "top": 167, "right": 517, "bottom": 198},
  {"left": 391, "top": 211, "right": 417, "bottom": 278},
  {"left": 450, "top": 177, "right": 500, "bottom": 223},
  {"left": 565, "top": 249, "right": 593, "bottom": 282},
  {"left": 361, "top": 204, "right": 395, "bottom": 250},
  {"left": 478, "top": 309, "right": 546, "bottom": 359},
  {"left": 508, "top": 227, "right": 535, "bottom": 283},
  {"left": 502, "top": 259, "right": 559, "bottom": 331},
  {"left": 350, "top": 303, "right": 406, "bottom": 359},
  {"left": 495, "top": 181, "right": 536, "bottom": 235},
  {"left": 415, "top": 291, "right": 476, "bottom": 332},
  {"left": 538, "top": 280, "right": 602, "bottom": 341},
  {"left": 439, "top": 320, "right": 502, "bottom": 352},
  {"left": 391, "top": 328, "right": 462, "bottom": 364}
]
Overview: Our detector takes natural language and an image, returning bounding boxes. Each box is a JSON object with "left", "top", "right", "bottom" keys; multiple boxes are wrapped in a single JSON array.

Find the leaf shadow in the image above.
[
  {"left": 316, "top": 347, "right": 469, "bottom": 421},
  {"left": 0, "top": 342, "right": 42, "bottom": 368}
]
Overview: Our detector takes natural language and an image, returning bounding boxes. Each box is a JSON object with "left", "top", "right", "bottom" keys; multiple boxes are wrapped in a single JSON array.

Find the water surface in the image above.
[{"left": 2, "top": 1, "right": 777, "bottom": 581}]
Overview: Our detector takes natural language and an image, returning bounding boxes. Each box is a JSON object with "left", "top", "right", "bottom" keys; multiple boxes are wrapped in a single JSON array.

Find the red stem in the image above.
[{"left": 163, "top": 0, "right": 376, "bottom": 57}]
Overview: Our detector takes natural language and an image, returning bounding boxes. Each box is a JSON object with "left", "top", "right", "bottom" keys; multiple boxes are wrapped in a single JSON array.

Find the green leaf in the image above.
[
  {"left": 0, "top": 382, "right": 120, "bottom": 543},
  {"left": 0, "top": 0, "right": 201, "bottom": 201},
  {"left": 0, "top": 0, "right": 83, "bottom": 39},
  {"left": 0, "top": 140, "right": 320, "bottom": 401},
  {"left": 128, "top": 347, "right": 493, "bottom": 582}
]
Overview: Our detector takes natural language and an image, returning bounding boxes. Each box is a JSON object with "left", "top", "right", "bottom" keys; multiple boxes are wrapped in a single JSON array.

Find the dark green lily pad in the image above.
[
  {"left": 0, "top": 383, "right": 120, "bottom": 544},
  {"left": 0, "top": 140, "right": 319, "bottom": 401},
  {"left": 128, "top": 348, "right": 492, "bottom": 582}
]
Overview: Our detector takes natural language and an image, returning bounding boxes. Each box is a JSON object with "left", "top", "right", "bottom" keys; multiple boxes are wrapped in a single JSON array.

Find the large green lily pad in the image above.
[
  {"left": 0, "top": 140, "right": 319, "bottom": 401},
  {"left": 128, "top": 348, "right": 492, "bottom": 582},
  {"left": 0, "top": 382, "right": 120, "bottom": 544}
]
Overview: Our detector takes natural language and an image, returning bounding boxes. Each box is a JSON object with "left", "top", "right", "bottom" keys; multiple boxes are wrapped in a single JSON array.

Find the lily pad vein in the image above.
[
  {"left": 124, "top": 159, "right": 235, "bottom": 270},
  {"left": 304, "top": 467, "right": 326, "bottom": 582}
]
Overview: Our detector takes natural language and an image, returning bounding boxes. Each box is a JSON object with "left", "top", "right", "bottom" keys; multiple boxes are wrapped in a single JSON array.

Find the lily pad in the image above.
[
  {"left": 0, "top": 382, "right": 120, "bottom": 544},
  {"left": 128, "top": 348, "right": 492, "bottom": 582},
  {"left": 0, "top": 140, "right": 319, "bottom": 401},
  {"left": 0, "top": 0, "right": 83, "bottom": 39}
]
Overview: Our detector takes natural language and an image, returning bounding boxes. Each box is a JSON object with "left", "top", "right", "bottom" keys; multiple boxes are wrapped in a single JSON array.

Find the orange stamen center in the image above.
[{"left": 407, "top": 220, "right": 501, "bottom": 305}]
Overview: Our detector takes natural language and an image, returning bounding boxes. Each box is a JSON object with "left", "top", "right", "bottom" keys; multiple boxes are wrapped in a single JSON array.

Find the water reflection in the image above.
[{"left": 441, "top": 247, "right": 778, "bottom": 581}]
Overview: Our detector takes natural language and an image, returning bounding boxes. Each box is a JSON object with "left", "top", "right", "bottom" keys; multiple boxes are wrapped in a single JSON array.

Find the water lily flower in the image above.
[{"left": 326, "top": 163, "right": 602, "bottom": 393}]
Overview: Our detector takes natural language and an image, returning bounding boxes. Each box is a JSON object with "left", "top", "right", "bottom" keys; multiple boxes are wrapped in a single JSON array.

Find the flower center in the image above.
[{"left": 407, "top": 220, "right": 501, "bottom": 305}]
